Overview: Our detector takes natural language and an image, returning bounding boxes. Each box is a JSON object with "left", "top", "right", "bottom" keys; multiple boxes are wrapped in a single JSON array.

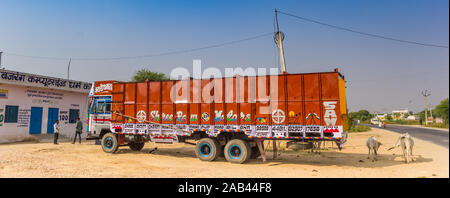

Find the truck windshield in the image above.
[
  {"left": 94, "top": 101, "right": 111, "bottom": 114},
  {"left": 97, "top": 102, "right": 105, "bottom": 113},
  {"left": 90, "top": 96, "right": 112, "bottom": 114}
]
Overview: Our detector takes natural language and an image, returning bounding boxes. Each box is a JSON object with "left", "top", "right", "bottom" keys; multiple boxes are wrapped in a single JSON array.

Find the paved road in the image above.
[{"left": 366, "top": 124, "right": 449, "bottom": 148}]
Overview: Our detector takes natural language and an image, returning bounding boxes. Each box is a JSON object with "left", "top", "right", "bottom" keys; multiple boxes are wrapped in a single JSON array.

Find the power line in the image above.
[
  {"left": 277, "top": 10, "right": 449, "bottom": 49},
  {"left": 2, "top": 32, "right": 273, "bottom": 61}
]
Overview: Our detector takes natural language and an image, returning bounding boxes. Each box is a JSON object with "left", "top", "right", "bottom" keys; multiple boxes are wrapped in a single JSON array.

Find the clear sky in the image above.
[{"left": 0, "top": 0, "right": 448, "bottom": 113}]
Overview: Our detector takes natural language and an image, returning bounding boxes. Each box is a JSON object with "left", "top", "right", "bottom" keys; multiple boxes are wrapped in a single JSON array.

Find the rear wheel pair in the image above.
[{"left": 195, "top": 138, "right": 252, "bottom": 164}]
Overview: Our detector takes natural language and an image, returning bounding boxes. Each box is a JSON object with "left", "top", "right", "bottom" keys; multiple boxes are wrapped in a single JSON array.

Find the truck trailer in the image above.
[{"left": 87, "top": 70, "right": 348, "bottom": 163}]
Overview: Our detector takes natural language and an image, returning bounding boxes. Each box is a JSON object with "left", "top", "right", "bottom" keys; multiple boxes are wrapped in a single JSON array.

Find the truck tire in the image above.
[
  {"left": 224, "top": 139, "right": 252, "bottom": 164},
  {"left": 195, "top": 138, "right": 221, "bottom": 161},
  {"left": 101, "top": 133, "right": 119, "bottom": 153},
  {"left": 129, "top": 142, "right": 145, "bottom": 151}
]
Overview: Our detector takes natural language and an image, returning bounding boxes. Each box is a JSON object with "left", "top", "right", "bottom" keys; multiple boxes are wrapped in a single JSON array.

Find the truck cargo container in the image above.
[{"left": 87, "top": 70, "right": 348, "bottom": 163}]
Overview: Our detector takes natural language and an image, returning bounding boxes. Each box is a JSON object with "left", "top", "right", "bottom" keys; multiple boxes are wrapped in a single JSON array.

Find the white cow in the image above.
[
  {"left": 388, "top": 133, "right": 415, "bottom": 163},
  {"left": 366, "top": 136, "right": 382, "bottom": 162}
]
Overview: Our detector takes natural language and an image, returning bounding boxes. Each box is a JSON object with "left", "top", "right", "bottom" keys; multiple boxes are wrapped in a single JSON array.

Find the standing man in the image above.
[
  {"left": 54, "top": 120, "right": 60, "bottom": 144},
  {"left": 72, "top": 117, "right": 82, "bottom": 144},
  {"left": 419, "top": 119, "right": 423, "bottom": 127}
]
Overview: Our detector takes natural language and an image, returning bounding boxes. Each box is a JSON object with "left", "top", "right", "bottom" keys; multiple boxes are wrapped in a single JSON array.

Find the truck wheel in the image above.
[
  {"left": 102, "top": 133, "right": 119, "bottom": 153},
  {"left": 224, "top": 139, "right": 252, "bottom": 164},
  {"left": 195, "top": 138, "right": 221, "bottom": 161},
  {"left": 129, "top": 142, "right": 145, "bottom": 151}
]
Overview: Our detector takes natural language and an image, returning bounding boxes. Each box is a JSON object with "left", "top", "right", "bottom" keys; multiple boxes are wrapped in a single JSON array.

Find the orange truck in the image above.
[{"left": 87, "top": 69, "right": 348, "bottom": 163}]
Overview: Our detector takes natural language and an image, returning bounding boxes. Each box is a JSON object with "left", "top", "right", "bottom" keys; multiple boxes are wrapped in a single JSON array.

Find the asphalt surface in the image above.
[{"left": 366, "top": 124, "right": 449, "bottom": 148}]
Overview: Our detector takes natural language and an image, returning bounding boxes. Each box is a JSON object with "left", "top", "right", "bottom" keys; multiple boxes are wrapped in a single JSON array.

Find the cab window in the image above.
[
  {"left": 97, "top": 101, "right": 105, "bottom": 113},
  {"left": 105, "top": 102, "right": 111, "bottom": 113}
]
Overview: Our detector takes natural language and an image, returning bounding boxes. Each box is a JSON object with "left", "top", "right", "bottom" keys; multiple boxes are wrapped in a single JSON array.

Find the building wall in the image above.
[{"left": 0, "top": 83, "right": 89, "bottom": 143}]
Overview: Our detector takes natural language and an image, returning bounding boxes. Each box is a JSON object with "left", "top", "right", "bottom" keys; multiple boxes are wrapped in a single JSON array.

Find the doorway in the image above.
[
  {"left": 29, "top": 107, "right": 43, "bottom": 134},
  {"left": 47, "top": 108, "right": 59, "bottom": 134}
]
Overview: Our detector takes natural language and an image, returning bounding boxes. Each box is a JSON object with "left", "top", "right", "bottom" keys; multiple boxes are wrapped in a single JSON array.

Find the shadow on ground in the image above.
[{"left": 113, "top": 145, "right": 433, "bottom": 168}]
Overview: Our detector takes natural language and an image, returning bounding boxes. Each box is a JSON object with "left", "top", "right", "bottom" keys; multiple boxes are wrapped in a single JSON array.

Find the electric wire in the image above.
[
  {"left": 277, "top": 10, "right": 449, "bottom": 49},
  {"left": 2, "top": 32, "right": 274, "bottom": 61}
]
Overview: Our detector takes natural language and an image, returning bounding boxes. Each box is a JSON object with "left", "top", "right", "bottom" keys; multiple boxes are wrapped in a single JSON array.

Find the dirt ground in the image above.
[{"left": 0, "top": 128, "right": 448, "bottom": 178}]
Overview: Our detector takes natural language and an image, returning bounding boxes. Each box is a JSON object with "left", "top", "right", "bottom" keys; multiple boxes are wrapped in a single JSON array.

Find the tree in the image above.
[
  {"left": 403, "top": 112, "right": 410, "bottom": 119},
  {"left": 386, "top": 114, "right": 393, "bottom": 121},
  {"left": 348, "top": 110, "right": 373, "bottom": 122},
  {"left": 418, "top": 110, "right": 425, "bottom": 121},
  {"left": 433, "top": 98, "right": 449, "bottom": 123},
  {"left": 131, "top": 69, "right": 169, "bottom": 82}
]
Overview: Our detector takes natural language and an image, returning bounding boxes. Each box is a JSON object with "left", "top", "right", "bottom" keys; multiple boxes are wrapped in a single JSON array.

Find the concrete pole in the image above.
[
  {"left": 429, "top": 105, "right": 433, "bottom": 121},
  {"left": 421, "top": 90, "right": 431, "bottom": 126},
  {"left": 0, "top": 52, "right": 3, "bottom": 68},
  {"left": 424, "top": 96, "right": 428, "bottom": 125}
]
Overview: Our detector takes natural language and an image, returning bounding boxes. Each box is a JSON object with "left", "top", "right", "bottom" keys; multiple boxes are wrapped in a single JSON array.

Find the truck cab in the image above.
[
  {"left": 88, "top": 96, "right": 112, "bottom": 139},
  {"left": 87, "top": 81, "right": 116, "bottom": 139}
]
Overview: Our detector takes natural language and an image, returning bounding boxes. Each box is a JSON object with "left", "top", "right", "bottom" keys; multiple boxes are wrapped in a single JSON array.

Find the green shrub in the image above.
[
  {"left": 426, "top": 122, "right": 449, "bottom": 129},
  {"left": 349, "top": 125, "right": 371, "bottom": 133},
  {"left": 385, "top": 120, "right": 419, "bottom": 125}
]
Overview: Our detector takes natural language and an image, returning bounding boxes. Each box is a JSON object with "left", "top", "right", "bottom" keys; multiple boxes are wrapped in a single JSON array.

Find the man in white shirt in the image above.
[{"left": 54, "top": 120, "right": 60, "bottom": 144}]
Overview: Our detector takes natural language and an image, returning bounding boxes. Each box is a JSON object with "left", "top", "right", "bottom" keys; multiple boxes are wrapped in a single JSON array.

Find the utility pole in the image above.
[
  {"left": 67, "top": 58, "right": 71, "bottom": 80},
  {"left": 0, "top": 52, "right": 3, "bottom": 68},
  {"left": 428, "top": 104, "right": 433, "bottom": 121},
  {"left": 274, "top": 9, "right": 287, "bottom": 74},
  {"left": 421, "top": 90, "right": 431, "bottom": 126}
]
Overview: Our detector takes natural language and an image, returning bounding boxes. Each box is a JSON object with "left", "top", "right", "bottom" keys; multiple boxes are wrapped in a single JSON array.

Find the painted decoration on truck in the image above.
[
  {"left": 214, "top": 110, "right": 224, "bottom": 122},
  {"left": 323, "top": 101, "right": 338, "bottom": 126},
  {"left": 175, "top": 124, "right": 189, "bottom": 136},
  {"left": 240, "top": 112, "right": 251, "bottom": 123},
  {"left": 136, "top": 110, "right": 146, "bottom": 123},
  {"left": 226, "top": 110, "right": 238, "bottom": 122},
  {"left": 147, "top": 124, "right": 161, "bottom": 133},
  {"left": 161, "top": 124, "right": 174, "bottom": 134},
  {"left": 305, "top": 125, "right": 322, "bottom": 133},
  {"left": 271, "top": 125, "right": 287, "bottom": 137},
  {"left": 150, "top": 110, "right": 160, "bottom": 121},
  {"left": 323, "top": 126, "right": 339, "bottom": 133},
  {"left": 214, "top": 124, "right": 225, "bottom": 131},
  {"left": 288, "top": 111, "right": 301, "bottom": 123},
  {"left": 162, "top": 113, "right": 173, "bottom": 122},
  {"left": 305, "top": 112, "right": 320, "bottom": 124},
  {"left": 271, "top": 109, "right": 285, "bottom": 124},
  {"left": 288, "top": 125, "right": 305, "bottom": 137},
  {"left": 176, "top": 111, "right": 187, "bottom": 124},
  {"left": 256, "top": 117, "right": 267, "bottom": 124},
  {"left": 225, "top": 124, "right": 238, "bottom": 130},
  {"left": 190, "top": 114, "right": 198, "bottom": 122},
  {"left": 122, "top": 123, "right": 135, "bottom": 133},
  {"left": 189, "top": 124, "right": 199, "bottom": 131},
  {"left": 254, "top": 124, "right": 270, "bottom": 137},
  {"left": 136, "top": 123, "right": 147, "bottom": 133},
  {"left": 201, "top": 112, "right": 210, "bottom": 122},
  {"left": 239, "top": 125, "right": 252, "bottom": 136},
  {"left": 94, "top": 81, "right": 114, "bottom": 95}
]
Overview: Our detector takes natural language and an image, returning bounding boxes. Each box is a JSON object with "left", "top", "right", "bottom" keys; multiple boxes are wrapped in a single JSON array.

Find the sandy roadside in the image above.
[{"left": 0, "top": 127, "right": 448, "bottom": 178}]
